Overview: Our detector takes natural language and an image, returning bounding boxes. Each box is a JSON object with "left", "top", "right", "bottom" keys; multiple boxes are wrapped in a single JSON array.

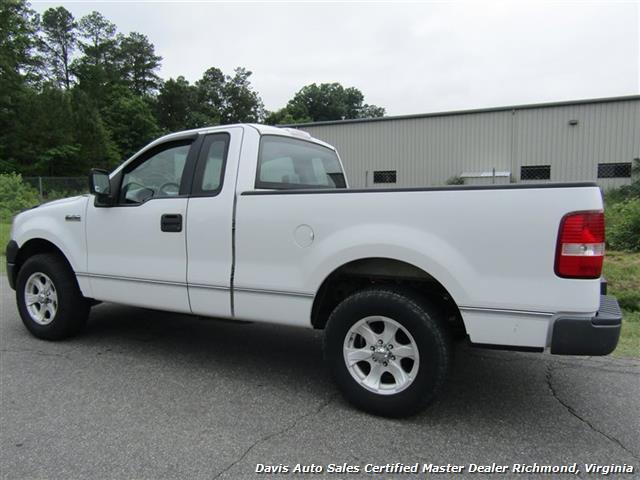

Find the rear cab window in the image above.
[{"left": 256, "top": 135, "right": 346, "bottom": 190}]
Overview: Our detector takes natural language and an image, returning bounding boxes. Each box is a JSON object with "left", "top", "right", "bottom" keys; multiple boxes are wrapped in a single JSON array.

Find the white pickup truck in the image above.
[{"left": 6, "top": 124, "right": 622, "bottom": 416}]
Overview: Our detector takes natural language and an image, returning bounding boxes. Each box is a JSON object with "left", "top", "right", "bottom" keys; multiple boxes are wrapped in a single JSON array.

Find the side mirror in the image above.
[{"left": 89, "top": 169, "right": 113, "bottom": 207}]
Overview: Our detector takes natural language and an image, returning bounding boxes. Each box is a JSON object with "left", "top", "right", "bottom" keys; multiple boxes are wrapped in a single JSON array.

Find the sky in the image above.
[{"left": 31, "top": 0, "right": 640, "bottom": 116}]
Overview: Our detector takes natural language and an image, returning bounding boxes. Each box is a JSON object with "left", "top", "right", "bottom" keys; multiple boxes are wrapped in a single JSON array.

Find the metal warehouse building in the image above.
[{"left": 294, "top": 95, "right": 640, "bottom": 190}]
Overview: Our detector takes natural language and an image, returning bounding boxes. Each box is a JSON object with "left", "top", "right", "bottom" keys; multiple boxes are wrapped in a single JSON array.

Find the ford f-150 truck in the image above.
[{"left": 5, "top": 124, "right": 622, "bottom": 416}]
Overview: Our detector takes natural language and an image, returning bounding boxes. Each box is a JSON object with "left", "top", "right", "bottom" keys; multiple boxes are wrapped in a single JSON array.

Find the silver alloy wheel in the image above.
[
  {"left": 24, "top": 272, "right": 58, "bottom": 325},
  {"left": 343, "top": 316, "right": 420, "bottom": 395}
]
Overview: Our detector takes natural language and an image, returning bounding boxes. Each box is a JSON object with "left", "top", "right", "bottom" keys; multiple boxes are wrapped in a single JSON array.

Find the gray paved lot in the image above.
[{"left": 1, "top": 274, "right": 639, "bottom": 479}]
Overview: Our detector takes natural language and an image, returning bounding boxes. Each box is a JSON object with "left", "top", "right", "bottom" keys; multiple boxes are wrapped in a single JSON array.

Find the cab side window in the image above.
[
  {"left": 120, "top": 143, "right": 190, "bottom": 204},
  {"left": 192, "top": 133, "right": 230, "bottom": 196}
]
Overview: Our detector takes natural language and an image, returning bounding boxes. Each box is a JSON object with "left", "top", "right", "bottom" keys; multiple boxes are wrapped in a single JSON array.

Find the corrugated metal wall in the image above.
[{"left": 299, "top": 97, "right": 640, "bottom": 190}]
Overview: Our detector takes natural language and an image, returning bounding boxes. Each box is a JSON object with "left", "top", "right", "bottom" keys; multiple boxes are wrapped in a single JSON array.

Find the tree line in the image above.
[{"left": 0, "top": 1, "right": 385, "bottom": 176}]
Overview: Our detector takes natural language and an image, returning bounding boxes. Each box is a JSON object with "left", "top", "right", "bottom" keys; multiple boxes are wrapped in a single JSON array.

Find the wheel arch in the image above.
[
  {"left": 12, "top": 238, "right": 75, "bottom": 287},
  {"left": 310, "top": 257, "right": 465, "bottom": 337}
]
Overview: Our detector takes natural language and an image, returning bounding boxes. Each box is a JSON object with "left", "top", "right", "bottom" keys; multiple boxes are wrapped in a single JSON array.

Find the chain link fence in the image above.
[
  {"left": 520, "top": 165, "right": 551, "bottom": 181},
  {"left": 372, "top": 170, "right": 397, "bottom": 184},
  {"left": 23, "top": 177, "right": 87, "bottom": 202},
  {"left": 597, "top": 162, "right": 632, "bottom": 179}
]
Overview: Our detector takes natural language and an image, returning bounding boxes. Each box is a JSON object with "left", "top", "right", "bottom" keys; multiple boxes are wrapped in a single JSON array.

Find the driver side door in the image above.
[{"left": 84, "top": 137, "right": 197, "bottom": 313}]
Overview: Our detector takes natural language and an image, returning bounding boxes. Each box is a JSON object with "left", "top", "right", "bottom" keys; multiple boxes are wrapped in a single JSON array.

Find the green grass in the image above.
[
  {"left": 603, "top": 251, "right": 640, "bottom": 311},
  {"left": 614, "top": 310, "right": 640, "bottom": 358},
  {"left": 0, "top": 222, "right": 9, "bottom": 273},
  {"left": 0, "top": 222, "right": 10, "bottom": 250},
  {"left": 603, "top": 251, "right": 640, "bottom": 358}
]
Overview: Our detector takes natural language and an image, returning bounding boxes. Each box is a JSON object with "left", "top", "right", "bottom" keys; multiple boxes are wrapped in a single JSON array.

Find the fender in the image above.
[
  {"left": 10, "top": 195, "right": 91, "bottom": 297},
  {"left": 306, "top": 223, "right": 473, "bottom": 307}
]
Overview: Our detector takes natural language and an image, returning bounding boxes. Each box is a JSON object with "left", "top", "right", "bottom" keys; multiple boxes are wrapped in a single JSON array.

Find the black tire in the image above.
[
  {"left": 16, "top": 253, "right": 90, "bottom": 340},
  {"left": 324, "top": 288, "right": 451, "bottom": 417}
]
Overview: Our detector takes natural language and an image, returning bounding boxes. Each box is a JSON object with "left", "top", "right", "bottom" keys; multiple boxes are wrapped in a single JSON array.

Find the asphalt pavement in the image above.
[{"left": 1, "top": 274, "right": 639, "bottom": 479}]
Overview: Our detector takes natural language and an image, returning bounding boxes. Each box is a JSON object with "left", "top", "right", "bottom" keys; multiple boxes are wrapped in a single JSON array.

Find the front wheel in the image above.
[
  {"left": 16, "top": 253, "right": 90, "bottom": 340},
  {"left": 324, "top": 288, "right": 451, "bottom": 417}
]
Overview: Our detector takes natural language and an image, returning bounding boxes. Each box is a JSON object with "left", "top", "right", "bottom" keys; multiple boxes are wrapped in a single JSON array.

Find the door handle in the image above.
[{"left": 161, "top": 214, "right": 182, "bottom": 232}]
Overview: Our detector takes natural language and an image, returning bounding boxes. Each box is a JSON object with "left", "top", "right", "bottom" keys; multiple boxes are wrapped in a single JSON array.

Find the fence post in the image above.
[{"left": 38, "top": 176, "right": 43, "bottom": 200}]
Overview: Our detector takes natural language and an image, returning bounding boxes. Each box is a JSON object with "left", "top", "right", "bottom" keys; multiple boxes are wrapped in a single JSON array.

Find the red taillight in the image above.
[{"left": 555, "top": 211, "right": 605, "bottom": 279}]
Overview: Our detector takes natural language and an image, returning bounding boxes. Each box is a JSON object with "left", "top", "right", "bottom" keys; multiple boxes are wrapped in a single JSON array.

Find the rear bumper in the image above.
[{"left": 550, "top": 295, "right": 622, "bottom": 356}]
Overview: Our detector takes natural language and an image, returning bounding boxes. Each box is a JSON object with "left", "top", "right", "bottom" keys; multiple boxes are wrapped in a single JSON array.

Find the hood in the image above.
[
  {"left": 15, "top": 194, "right": 89, "bottom": 222},
  {"left": 37, "top": 194, "right": 89, "bottom": 209}
]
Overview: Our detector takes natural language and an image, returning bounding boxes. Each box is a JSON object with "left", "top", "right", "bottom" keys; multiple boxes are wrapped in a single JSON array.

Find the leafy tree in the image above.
[
  {"left": 268, "top": 82, "right": 385, "bottom": 124},
  {"left": 445, "top": 175, "right": 465, "bottom": 185},
  {"left": 193, "top": 66, "right": 264, "bottom": 126},
  {"left": 264, "top": 108, "right": 310, "bottom": 126},
  {"left": 156, "top": 76, "right": 198, "bottom": 132},
  {"left": 1, "top": 85, "right": 78, "bottom": 176},
  {"left": 194, "top": 66, "right": 225, "bottom": 125},
  {"left": 606, "top": 198, "right": 640, "bottom": 252},
  {"left": 221, "top": 67, "right": 264, "bottom": 124},
  {"left": 0, "top": 0, "right": 42, "bottom": 171},
  {"left": 20, "top": 86, "right": 79, "bottom": 175},
  {"left": 118, "top": 32, "right": 161, "bottom": 96},
  {"left": 0, "top": 0, "right": 42, "bottom": 86},
  {"left": 603, "top": 158, "right": 640, "bottom": 252},
  {"left": 73, "top": 11, "right": 118, "bottom": 102},
  {"left": 71, "top": 89, "right": 119, "bottom": 170},
  {"left": 101, "top": 86, "right": 161, "bottom": 159},
  {"left": 287, "top": 83, "right": 344, "bottom": 122},
  {"left": 0, "top": 173, "right": 40, "bottom": 221},
  {"left": 0, "top": 4, "right": 391, "bottom": 183},
  {"left": 77, "top": 11, "right": 116, "bottom": 66},
  {"left": 41, "top": 6, "right": 77, "bottom": 89},
  {"left": 4, "top": 86, "right": 118, "bottom": 176},
  {"left": 36, "top": 143, "right": 81, "bottom": 176},
  {"left": 359, "top": 103, "right": 386, "bottom": 118},
  {"left": 190, "top": 67, "right": 264, "bottom": 126}
]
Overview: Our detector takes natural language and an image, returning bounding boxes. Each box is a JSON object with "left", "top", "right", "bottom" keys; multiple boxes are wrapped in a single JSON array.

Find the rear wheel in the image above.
[
  {"left": 16, "top": 253, "right": 90, "bottom": 340},
  {"left": 324, "top": 288, "right": 451, "bottom": 417}
]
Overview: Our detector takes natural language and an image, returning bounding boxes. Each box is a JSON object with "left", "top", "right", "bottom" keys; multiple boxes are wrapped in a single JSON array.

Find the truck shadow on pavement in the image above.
[{"left": 83, "top": 303, "right": 638, "bottom": 424}]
